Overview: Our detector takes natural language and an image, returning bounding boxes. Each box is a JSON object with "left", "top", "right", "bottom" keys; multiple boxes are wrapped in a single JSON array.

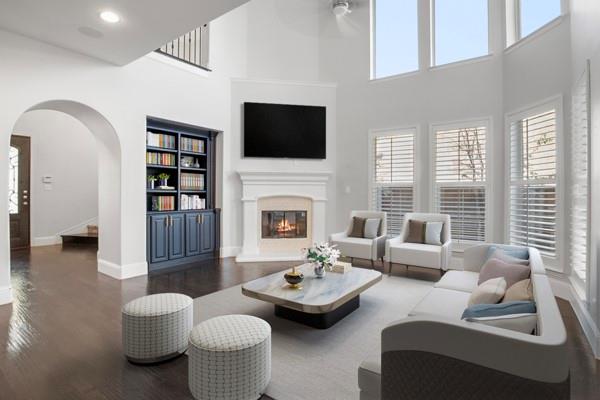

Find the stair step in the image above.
[{"left": 61, "top": 232, "right": 98, "bottom": 246}]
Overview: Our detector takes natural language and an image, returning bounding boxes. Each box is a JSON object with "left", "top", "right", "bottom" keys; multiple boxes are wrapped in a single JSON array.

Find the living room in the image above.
[{"left": 0, "top": 0, "right": 599, "bottom": 399}]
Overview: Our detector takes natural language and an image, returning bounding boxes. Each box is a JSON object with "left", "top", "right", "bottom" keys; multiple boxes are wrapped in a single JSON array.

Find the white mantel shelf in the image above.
[{"left": 236, "top": 170, "right": 332, "bottom": 263}]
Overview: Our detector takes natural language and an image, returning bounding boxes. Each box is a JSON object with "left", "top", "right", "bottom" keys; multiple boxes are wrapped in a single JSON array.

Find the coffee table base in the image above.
[{"left": 274, "top": 295, "right": 360, "bottom": 329}]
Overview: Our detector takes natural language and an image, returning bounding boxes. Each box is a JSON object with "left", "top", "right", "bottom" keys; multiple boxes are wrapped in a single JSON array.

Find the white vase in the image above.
[{"left": 313, "top": 263, "right": 326, "bottom": 278}]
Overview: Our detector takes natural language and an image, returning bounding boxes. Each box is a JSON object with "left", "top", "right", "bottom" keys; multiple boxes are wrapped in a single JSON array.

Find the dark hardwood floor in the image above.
[{"left": 0, "top": 245, "right": 598, "bottom": 399}]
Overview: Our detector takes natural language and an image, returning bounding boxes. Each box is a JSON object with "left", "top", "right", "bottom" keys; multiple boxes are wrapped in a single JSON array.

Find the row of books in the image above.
[
  {"left": 150, "top": 196, "right": 175, "bottom": 211},
  {"left": 146, "top": 152, "right": 176, "bottom": 166},
  {"left": 181, "top": 137, "right": 205, "bottom": 153},
  {"left": 147, "top": 132, "right": 176, "bottom": 149},
  {"left": 181, "top": 173, "right": 205, "bottom": 190},
  {"left": 181, "top": 195, "right": 206, "bottom": 210}
]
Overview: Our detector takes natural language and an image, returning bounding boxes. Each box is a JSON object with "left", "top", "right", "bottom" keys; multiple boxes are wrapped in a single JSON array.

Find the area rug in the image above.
[{"left": 192, "top": 274, "right": 434, "bottom": 400}]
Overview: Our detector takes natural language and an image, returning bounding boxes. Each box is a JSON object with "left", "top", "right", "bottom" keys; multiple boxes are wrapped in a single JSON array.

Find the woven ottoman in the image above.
[
  {"left": 188, "top": 315, "right": 271, "bottom": 400},
  {"left": 122, "top": 293, "right": 193, "bottom": 363}
]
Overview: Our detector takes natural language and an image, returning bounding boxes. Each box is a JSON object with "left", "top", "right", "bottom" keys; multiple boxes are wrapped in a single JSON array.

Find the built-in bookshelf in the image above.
[{"left": 146, "top": 117, "right": 221, "bottom": 272}]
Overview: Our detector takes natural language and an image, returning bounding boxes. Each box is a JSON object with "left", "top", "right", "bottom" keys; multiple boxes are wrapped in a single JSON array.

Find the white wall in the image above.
[{"left": 12, "top": 110, "right": 98, "bottom": 246}]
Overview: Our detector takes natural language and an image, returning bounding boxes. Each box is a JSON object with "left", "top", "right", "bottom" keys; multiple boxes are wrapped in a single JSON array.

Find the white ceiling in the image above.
[{"left": 0, "top": 0, "right": 249, "bottom": 65}]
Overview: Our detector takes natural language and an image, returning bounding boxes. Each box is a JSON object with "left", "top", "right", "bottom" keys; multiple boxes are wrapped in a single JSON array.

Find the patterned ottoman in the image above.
[
  {"left": 122, "top": 293, "right": 193, "bottom": 363},
  {"left": 188, "top": 315, "right": 271, "bottom": 400}
]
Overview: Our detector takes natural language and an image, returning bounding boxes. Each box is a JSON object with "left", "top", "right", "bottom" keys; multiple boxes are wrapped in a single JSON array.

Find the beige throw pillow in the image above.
[
  {"left": 502, "top": 279, "right": 534, "bottom": 302},
  {"left": 478, "top": 258, "right": 531, "bottom": 288},
  {"left": 468, "top": 277, "right": 507, "bottom": 306}
]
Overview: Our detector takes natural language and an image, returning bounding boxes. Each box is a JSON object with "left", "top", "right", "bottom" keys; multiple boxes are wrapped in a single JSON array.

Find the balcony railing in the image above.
[{"left": 156, "top": 25, "right": 210, "bottom": 70}]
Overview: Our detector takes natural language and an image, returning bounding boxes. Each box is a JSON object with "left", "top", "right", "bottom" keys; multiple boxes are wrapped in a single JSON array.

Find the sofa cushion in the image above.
[
  {"left": 330, "top": 236, "right": 373, "bottom": 260},
  {"left": 502, "top": 279, "right": 534, "bottom": 302},
  {"left": 478, "top": 258, "right": 531, "bottom": 288},
  {"left": 435, "top": 270, "right": 480, "bottom": 293},
  {"left": 363, "top": 218, "right": 381, "bottom": 239},
  {"left": 406, "top": 220, "right": 425, "bottom": 243},
  {"left": 488, "top": 248, "right": 530, "bottom": 266},
  {"left": 462, "top": 301, "right": 537, "bottom": 334},
  {"left": 389, "top": 243, "right": 442, "bottom": 269},
  {"left": 468, "top": 277, "right": 507, "bottom": 306},
  {"left": 349, "top": 216, "right": 366, "bottom": 238},
  {"left": 424, "top": 221, "right": 443, "bottom": 245},
  {"left": 411, "top": 288, "right": 471, "bottom": 320},
  {"left": 485, "top": 245, "right": 529, "bottom": 262}
]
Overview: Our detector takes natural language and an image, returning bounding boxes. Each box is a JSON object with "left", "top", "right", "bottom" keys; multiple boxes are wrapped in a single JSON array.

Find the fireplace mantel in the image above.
[{"left": 236, "top": 170, "right": 331, "bottom": 262}]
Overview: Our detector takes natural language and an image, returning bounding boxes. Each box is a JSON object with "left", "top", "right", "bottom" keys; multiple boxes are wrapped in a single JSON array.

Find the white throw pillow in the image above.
[
  {"left": 363, "top": 218, "right": 381, "bottom": 239},
  {"left": 468, "top": 277, "right": 507, "bottom": 306},
  {"left": 467, "top": 314, "right": 537, "bottom": 334},
  {"left": 424, "top": 222, "right": 443, "bottom": 245}
]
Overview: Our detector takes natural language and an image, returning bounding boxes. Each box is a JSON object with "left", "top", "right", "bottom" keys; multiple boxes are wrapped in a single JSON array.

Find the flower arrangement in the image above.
[{"left": 304, "top": 242, "right": 340, "bottom": 277}]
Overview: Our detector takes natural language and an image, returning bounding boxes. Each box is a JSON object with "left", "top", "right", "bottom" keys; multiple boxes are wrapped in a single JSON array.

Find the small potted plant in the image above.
[
  {"left": 158, "top": 173, "right": 170, "bottom": 187},
  {"left": 304, "top": 242, "right": 340, "bottom": 278},
  {"left": 147, "top": 175, "right": 157, "bottom": 189}
]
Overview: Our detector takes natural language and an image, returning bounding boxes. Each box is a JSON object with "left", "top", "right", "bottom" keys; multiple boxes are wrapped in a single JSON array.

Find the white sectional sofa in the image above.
[{"left": 358, "top": 244, "right": 569, "bottom": 400}]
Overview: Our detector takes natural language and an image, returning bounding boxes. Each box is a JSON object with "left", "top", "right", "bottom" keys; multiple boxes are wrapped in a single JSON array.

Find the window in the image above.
[
  {"left": 369, "top": 129, "right": 415, "bottom": 236},
  {"left": 508, "top": 103, "right": 559, "bottom": 259},
  {"left": 372, "top": 0, "right": 418, "bottom": 79},
  {"left": 432, "top": 0, "right": 489, "bottom": 66},
  {"left": 433, "top": 123, "right": 487, "bottom": 243},
  {"left": 506, "top": 0, "right": 562, "bottom": 45},
  {"left": 570, "top": 65, "right": 590, "bottom": 294}
]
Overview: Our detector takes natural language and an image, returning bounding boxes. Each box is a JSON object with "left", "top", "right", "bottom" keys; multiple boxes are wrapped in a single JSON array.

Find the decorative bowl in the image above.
[{"left": 284, "top": 267, "right": 304, "bottom": 289}]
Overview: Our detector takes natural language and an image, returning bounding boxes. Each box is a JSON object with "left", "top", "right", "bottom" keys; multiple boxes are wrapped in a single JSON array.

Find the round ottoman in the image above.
[
  {"left": 188, "top": 315, "right": 271, "bottom": 400},
  {"left": 122, "top": 293, "right": 193, "bottom": 363}
]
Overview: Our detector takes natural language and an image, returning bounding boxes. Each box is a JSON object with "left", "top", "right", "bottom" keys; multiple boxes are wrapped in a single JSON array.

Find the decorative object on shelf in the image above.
[
  {"left": 331, "top": 261, "right": 352, "bottom": 274},
  {"left": 193, "top": 158, "right": 200, "bottom": 168},
  {"left": 181, "top": 156, "right": 193, "bottom": 167},
  {"left": 304, "top": 242, "right": 340, "bottom": 279},
  {"left": 284, "top": 266, "right": 304, "bottom": 289},
  {"left": 158, "top": 172, "right": 170, "bottom": 187},
  {"left": 147, "top": 175, "right": 157, "bottom": 189}
]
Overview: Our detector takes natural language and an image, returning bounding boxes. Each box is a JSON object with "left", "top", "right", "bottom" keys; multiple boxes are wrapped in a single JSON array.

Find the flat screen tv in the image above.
[{"left": 244, "top": 102, "right": 326, "bottom": 159}]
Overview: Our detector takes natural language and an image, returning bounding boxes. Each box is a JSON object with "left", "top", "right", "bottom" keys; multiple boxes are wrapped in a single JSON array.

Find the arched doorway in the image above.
[{"left": 1, "top": 100, "right": 124, "bottom": 304}]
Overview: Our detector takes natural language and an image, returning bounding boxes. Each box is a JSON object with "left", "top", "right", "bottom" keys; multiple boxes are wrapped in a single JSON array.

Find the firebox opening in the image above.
[{"left": 261, "top": 210, "right": 308, "bottom": 239}]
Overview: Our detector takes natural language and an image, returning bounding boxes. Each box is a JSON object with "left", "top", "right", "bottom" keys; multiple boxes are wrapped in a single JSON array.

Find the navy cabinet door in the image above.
[
  {"left": 149, "top": 215, "right": 169, "bottom": 263},
  {"left": 200, "top": 212, "right": 215, "bottom": 253},
  {"left": 169, "top": 214, "right": 185, "bottom": 260},
  {"left": 185, "top": 213, "right": 202, "bottom": 257}
]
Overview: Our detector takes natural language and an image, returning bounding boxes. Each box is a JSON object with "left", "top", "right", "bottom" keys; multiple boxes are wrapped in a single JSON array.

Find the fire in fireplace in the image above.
[{"left": 262, "top": 210, "right": 307, "bottom": 239}]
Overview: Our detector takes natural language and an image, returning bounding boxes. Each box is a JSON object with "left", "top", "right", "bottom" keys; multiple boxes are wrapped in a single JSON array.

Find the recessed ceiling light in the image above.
[{"left": 100, "top": 10, "right": 120, "bottom": 24}]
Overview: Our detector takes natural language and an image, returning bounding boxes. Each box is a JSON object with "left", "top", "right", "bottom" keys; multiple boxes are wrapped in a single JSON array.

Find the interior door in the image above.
[{"left": 9, "top": 135, "right": 31, "bottom": 249}]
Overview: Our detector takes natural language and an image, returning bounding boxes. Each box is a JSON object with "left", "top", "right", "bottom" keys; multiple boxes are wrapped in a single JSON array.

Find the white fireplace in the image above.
[{"left": 236, "top": 171, "right": 330, "bottom": 262}]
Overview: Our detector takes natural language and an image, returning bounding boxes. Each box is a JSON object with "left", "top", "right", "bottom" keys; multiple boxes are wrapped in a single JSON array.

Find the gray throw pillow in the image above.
[
  {"left": 462, "top": 301, "right": 537, "bottom": 334},
  {"left": 349, "top": 216, "right": 366, "bottom": 238},
  {"left": 363, "top": 218, "right": 381, "bottom": 239},
  {"left": 478, "top": 258, "right": 531, "bottom": 288},
  {"left": 424, "top": 221, "right": 443, "bottom": 245},
  {"left": 405, "top": 220, "right": 425, "bottom": 243}
]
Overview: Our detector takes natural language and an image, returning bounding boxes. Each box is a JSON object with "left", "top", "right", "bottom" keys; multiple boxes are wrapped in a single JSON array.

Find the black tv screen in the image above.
[{"left": 244, "top": 102, "right": 326, "bottom": 159}]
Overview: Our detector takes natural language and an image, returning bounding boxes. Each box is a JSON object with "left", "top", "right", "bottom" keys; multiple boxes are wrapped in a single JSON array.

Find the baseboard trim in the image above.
[
  {"left": 220, "top": 246, "right": 241, "bottom": 258},
  {"left": 98, "top": 259, "right": 148, "bottom": 280},
  {"left": 0, "top": 285, "right": 12, "bottom": 305},
  {"left": 32, "top": 236, "right": 61, "bottom": 247},
  {"left": 548, "top": 274, "right": 600, "bottom": 359}
]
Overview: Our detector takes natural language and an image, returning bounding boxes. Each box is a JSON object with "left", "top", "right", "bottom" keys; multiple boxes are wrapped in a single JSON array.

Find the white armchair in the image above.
[
  {"left": 329, "top": 211, "right": 387, "bottom": 268},
  {"left": 386, "top": 213, "right": 451, "bottom": 275}
]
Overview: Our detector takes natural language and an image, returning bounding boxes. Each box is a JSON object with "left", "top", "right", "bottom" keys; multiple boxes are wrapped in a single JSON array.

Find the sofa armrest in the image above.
[
  {"left": 372, "top": 235, "right": 387, "bottom": 260},
  {"left": 385, "top": 236, "right": 404, "bottom": 262},
  {"left": 381, "top": 314, "right": 567, "bottom": 383},
  {"left": 441, "top": 240, "right": 452, "bottom": 271}
]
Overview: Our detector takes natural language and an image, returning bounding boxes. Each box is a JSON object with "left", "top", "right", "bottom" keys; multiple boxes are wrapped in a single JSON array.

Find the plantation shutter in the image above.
[
  {"left": 570, "top": 68, "right": 590, "bottom": 284},
  {"left": 370, "top": 130, "right": 415, "bottom": 236},
  {"left": 509, "top": 110, "right": 557, "bottom": 258},
  {"left": 434, "top": 126, "right": 487, "bottom": 243}
]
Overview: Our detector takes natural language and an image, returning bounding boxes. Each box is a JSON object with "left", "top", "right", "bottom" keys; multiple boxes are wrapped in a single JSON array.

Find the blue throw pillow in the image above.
[
  {"left": 485, "top": 245, "right": 529, "bottom": 262},
  {"left": 461, "top": 301, "right": 536, "bottom": 320}
]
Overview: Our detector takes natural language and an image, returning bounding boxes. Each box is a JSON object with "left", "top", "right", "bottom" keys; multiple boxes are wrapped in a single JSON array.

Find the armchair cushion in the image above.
[
  {"left": 405, "top": 220, "right": 426, "bottom": 243},
  {"left": 424, "top": 221, "right": 444, "bottom": 245},
  {"left": 389, "top": 242, "right": 442, "bottom": 270},
  {"left": 349, "top": 216, "right": 367, "bottom": 238},
  {"left": 330, "top": 236, "right": 373, "bottom": 260},
  {"left": 363, "top": 218, "right": 381, "bottom": 239}
]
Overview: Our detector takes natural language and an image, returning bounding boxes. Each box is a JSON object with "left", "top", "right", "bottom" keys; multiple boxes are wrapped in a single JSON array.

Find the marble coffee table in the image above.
[{"left": 241, "top": 263, "right": 382, "bottom": 329}]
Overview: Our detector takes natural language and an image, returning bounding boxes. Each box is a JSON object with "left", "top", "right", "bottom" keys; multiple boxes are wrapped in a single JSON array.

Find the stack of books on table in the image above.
[
  {"left": 181, "top": 194, "right": 206, "bottom": 210},
  {"left": 331, "top": 262, "right": 352, "bottom": 274}
]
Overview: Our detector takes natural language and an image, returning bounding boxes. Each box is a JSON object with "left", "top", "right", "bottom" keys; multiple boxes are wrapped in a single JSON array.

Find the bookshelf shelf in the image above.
[{"left": 146, "top": 117, "right": 221, "bottom": 273}]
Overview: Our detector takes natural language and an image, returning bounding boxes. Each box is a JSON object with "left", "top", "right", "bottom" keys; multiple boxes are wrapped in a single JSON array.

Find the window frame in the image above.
[
  {"left": 504, "top": 96, "right": 564, "bottom": 271},
  {"left": 368, "top": 126, "right": 419, "bottom": 237},
  {"left": 430, "top": 0, "right": 492, "bottom": 67},
  {"left": 430, "top": 118, "right": 492, "bottom": 248},
  {"left": 505, "top": 0, "right": 565, "bottom": 48}
]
